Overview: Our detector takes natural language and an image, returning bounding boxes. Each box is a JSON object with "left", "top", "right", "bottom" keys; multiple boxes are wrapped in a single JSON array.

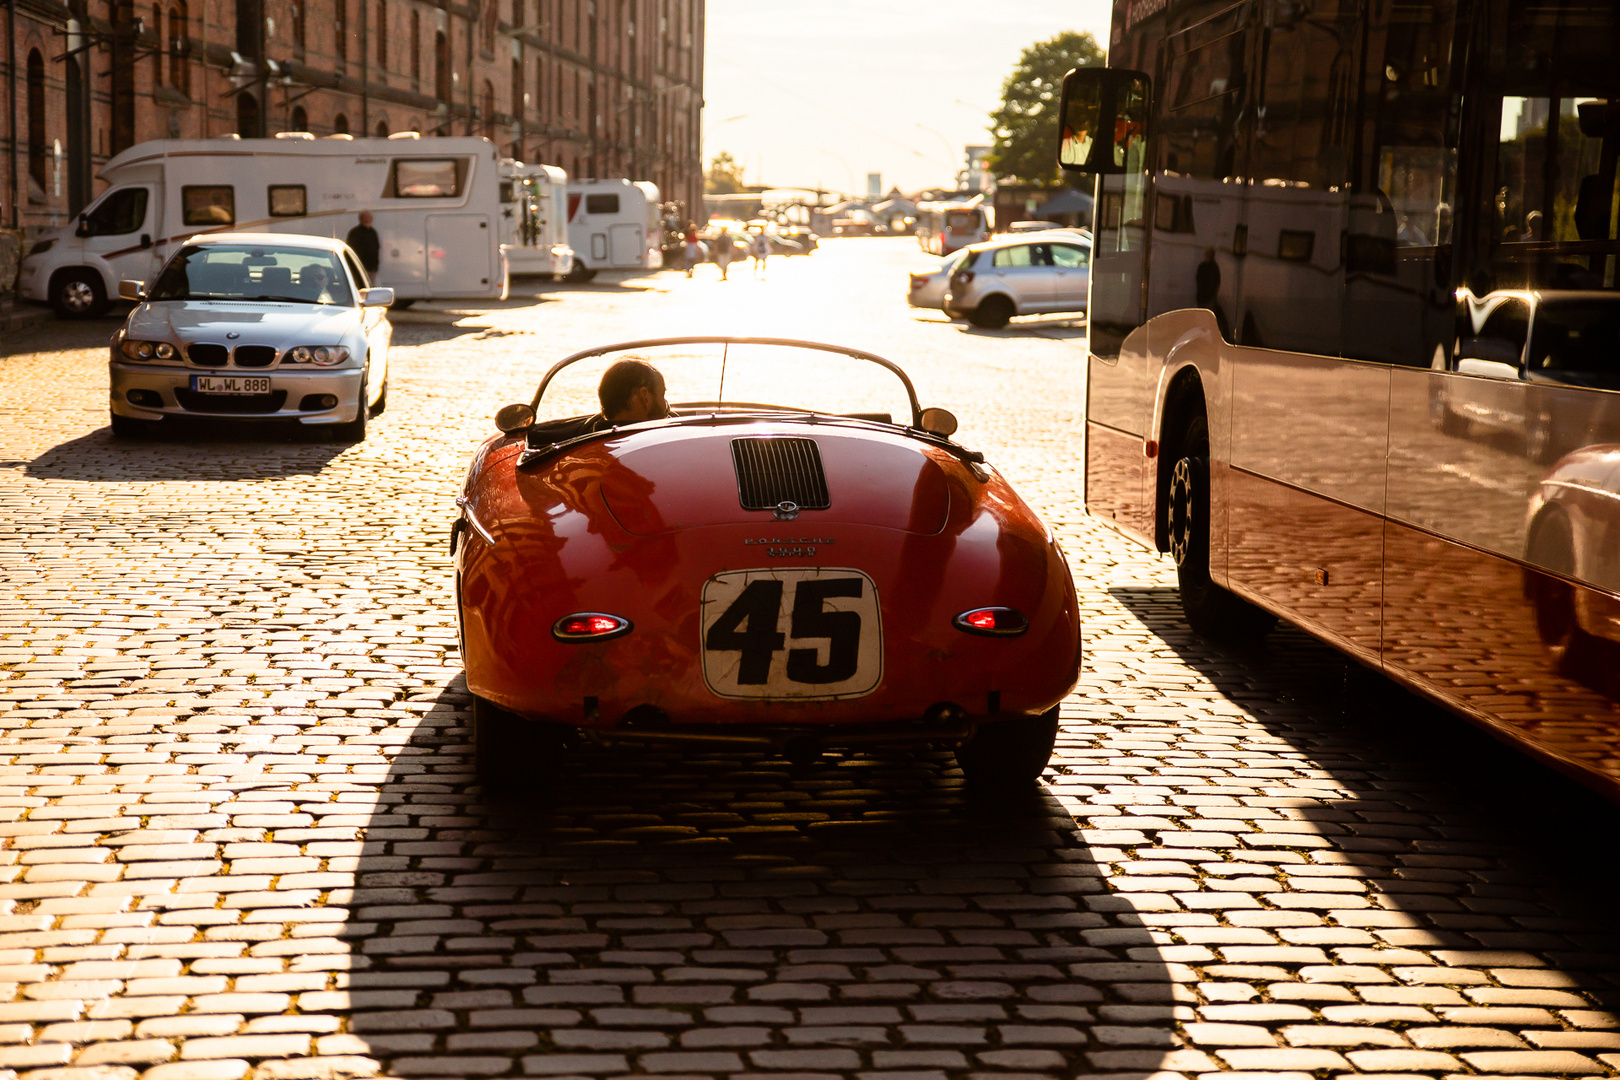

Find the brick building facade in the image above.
[{"left": 1, "top": 0, "right": 703, "bottom": 244}]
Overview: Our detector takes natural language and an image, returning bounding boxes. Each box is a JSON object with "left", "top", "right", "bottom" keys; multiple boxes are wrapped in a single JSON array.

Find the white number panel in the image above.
[{"left": 700, "top": 567, "right": 882, "bottom": 700}]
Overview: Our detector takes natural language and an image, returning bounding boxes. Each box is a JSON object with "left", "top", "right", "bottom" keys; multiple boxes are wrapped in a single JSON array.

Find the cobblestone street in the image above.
[{"left": 0, "top": 237, "right": 1616, "bottom": 1080}]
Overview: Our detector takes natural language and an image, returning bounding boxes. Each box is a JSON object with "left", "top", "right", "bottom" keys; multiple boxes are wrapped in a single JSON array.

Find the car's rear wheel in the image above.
[
  {"left": 52, "top": 269, "right": 108, "bottom": 319},
  {"left": 970, "top": 295, "right": 1014, "bottom": 330},
  {"left": 473, "top": 694, "right": 563, "bottom": 794},
  {"left": 955, "top": 705, "right": 1060, "bottom": 788}
]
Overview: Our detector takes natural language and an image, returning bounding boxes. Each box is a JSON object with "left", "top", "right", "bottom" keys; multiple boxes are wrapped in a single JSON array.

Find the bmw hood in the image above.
[{"left": 125, "top": 300, "right": 359, "bottom": 344}]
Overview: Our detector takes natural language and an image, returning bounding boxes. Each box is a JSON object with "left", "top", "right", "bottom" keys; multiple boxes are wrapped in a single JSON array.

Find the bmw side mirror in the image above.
[
  {"left": 1058, "top": 67, "right": 1152, "bottom": 175},
  {"left": 495, "top": 402, "right": 536, "bottom": 433},
  {"left": 118, "top": 280, "right": 146, "bottom": 301},
  {"left": 360, "top": 287, "right": 395, "bottom": 307},
  {"left": 919, "top": 407, "right": 959, "bottom": 438}
]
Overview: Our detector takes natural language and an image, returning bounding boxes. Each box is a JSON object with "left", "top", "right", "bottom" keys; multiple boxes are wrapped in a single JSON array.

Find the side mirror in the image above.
[
  {"left": 495, "top": 402, "right": 536, "bottom": 433},
  {"left": 1057, "top": 67, "right": 1152, "bottom": 175},
  {"left": 918, "top": 407, "right": 959, "bottom": 438},
  {"left": 360, "top": 287, "right": 395, "bottom": 307},
  {"left": 118, "top": 280, "right": 146, "bottom": 301},
  {"left": 75, "top": 215, "right": 91, "bottom": 238}
]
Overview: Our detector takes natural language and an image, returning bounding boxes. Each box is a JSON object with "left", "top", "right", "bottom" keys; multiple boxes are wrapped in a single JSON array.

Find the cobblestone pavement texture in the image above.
[{"left": 0, "top": 238, "right": 1617, "bottom": 1080}]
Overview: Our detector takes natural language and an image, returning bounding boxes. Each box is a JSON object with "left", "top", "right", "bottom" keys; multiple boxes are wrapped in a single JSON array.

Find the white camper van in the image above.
[
  {"left": 564, "top": 179, "right": 663, "bottom": 281},
  {"left": 19, "top": 134, "right": 508, "bottom": 317},
  {"left": 499, "top": 160, "right": 574, "bottom": 279}
]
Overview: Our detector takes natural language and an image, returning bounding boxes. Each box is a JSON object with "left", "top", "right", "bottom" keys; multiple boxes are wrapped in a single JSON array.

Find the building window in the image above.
[
  {"left": 292, "top": 2, "right": 305, "bottom": 48},
  {"left": 334, "top": 113, "right": 350, "bottom": 134},
  {"left": 168, "top": 3, "right": 190, "bottom": 95},
  {"left": 482, "top": 80, "right": 496, "bottom": 138},
  {"left": 335, "top": 0, "right": 347, "bottom": 62},
  {"left": 511, "top": 0, "right": 522, "bottom": 27},
  {"left": 237, "top": 92, "right": 259, "bottom": 138},
  {"left": 511, "top": 58, "right": 523, "bottom": 120},
  {"left": 434, "top": 31, "right": 450, "bottom": 102},
  {"left": 535, "top": 57, "right": 544, "bottom": 117},
  {"left": 291, "top": 105, "right": 308, "bottom": 131},
  {"left": 153, "top": 4, "right": 165, "bottom": 89},
  {"left": 376, "top": 0, "right": 387, "bottom": 68},
  {"left": 26, "top": 49, "right": 46, "bottom": 198},
  {"left": 410, "top": 11, "right": 420, "bottom": 85},
  {"left": 376, "top": 119, "right": 389, "bottom": 137}
]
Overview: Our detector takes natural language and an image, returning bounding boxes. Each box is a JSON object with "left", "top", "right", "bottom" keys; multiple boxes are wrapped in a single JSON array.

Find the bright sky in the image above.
[{"left": 702, "top": 0, "right": 1114, "bottom": 197}]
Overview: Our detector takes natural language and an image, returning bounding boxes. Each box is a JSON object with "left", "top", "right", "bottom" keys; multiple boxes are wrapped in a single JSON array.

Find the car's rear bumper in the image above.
[{"left": 108, "top": 361, "right": 364, "bottom": 424}]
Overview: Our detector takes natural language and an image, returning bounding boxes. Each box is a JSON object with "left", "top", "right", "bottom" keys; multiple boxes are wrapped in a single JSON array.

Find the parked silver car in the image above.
[
  {"left": 109, "top": 233, "right": 393, "bottom": 441},
  {"left": 907, "top": 247, "right": 973, "bottom": 310},
  {"left": 943, "top": 234, "right": 1092, "bottom": 329}
]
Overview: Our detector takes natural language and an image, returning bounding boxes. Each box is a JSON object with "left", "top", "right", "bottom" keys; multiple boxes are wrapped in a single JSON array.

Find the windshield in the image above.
[
  {"left": 149, "top": 245, "right": 354, "bottom": 305},
  {"left": 534, "top": 341, "right": 920, "bottom": 427}
]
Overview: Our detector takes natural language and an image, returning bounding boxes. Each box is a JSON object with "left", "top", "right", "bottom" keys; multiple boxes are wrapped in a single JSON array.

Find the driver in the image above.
[{"left": 597, "top": 358, "right": 671, "bottom": 425}]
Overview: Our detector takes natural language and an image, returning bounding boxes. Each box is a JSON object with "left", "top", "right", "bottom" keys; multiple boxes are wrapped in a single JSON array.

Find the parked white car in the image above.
[
  {"left": 943, "top": 233, "right": 1092, "bottom": 329},
  {"left": 109, "top": 233, "right": 392, "bottom": 441},
  {"left": 907, "top": 247, "right": 973, "bottom": 310}
]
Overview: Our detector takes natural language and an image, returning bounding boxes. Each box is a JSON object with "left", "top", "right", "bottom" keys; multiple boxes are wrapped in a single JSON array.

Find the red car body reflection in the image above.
[{"left": 453, "top": 337, "right": 1083, "bottom": 792}]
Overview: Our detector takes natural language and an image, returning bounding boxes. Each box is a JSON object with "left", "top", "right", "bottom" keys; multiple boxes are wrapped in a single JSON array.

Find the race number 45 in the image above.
[{"left": 700, "top": 568, "right": 882, "bottom": 700}]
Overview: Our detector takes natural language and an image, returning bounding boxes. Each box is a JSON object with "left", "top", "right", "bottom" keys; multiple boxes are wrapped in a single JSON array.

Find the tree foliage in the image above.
[
  {"left": 705, "top": 151, "right": 746, "bottom": 195},
  {"left": 987, "top": 31, "right": 1105, "bottom": 186}
]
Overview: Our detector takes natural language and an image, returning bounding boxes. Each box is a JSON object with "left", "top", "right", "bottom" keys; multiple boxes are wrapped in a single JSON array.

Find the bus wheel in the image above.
[
  {"left": 1168, "top": 413, "right": 1276, "bottom": 644},
  {"left": 52, "top": 270, "right": 108, "bottom": 319}
]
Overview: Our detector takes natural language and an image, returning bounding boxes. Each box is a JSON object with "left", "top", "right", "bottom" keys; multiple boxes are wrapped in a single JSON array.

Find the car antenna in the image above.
[{"left": 717, "top": 341, "right": 729, "bottom": 408}]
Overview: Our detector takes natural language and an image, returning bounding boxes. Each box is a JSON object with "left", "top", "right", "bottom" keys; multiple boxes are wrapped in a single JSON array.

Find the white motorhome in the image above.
[
  {"left": 18, "top": 133, "right": 508, "bottom": 317},
  {"left": 564, "top": 179, "right": 663, "bottom": 281},
  {"left": 499, "top": 160, "right": 574, "bottom": 279}
]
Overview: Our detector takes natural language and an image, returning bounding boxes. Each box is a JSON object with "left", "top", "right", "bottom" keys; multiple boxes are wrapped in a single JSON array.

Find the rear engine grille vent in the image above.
[
  {"left": 731, "top": 437, "right": 830, "bottom": 512},
  {"left": 187, "top": 343, "right": 228, "bottom": 366},
  {"left": 235, "top": 345, "right": 276, "bottom": 367}
]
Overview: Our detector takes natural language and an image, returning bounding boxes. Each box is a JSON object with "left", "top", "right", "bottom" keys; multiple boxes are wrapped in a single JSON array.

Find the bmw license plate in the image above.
[{"left": 191, "top": 375, "right": 270, "bottom": 395}]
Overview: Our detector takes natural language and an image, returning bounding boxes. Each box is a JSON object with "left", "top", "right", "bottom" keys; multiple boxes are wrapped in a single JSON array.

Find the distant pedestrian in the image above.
[
  {"left": 682, "top": 222, "right": 701, "bottom": 278},
  {"left": 714, "top": 227, "right": 734, "bottom": 281},
  {"left": 345, "top": 211, "right": 381, "bottom": 277},
  {"left": 749, "top": 230, "right": 770, "bottom": 278}
]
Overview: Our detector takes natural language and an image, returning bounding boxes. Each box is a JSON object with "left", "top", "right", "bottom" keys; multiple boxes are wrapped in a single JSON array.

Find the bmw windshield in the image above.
[{"left": 149, "top": 245, "right": 355, "bottom": 306}]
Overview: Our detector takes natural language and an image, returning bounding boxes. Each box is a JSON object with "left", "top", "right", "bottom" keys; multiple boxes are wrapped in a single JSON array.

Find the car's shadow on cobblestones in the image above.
[
  {"left": 27, "top": 426, "right": 348, "bottom": 481},
  {"left": 327, "top": 680, "right": 1183, "bottom": 1079},
  {"left": 1108, "top": 584, "right": 1620, "bottom": 930}
]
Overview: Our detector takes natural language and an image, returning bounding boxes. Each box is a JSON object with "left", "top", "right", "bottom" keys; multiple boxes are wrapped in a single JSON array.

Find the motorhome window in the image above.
[
  {"left": 182, "top": 186, "right": 236, "bottom": 226},
  {"left": 388, "top": 158, "right": 467, "bottom": 198},
  {"left": 499, "top": 180, "right": 516, "bottom": 202},
  {"left": 84, "top": 187, "right": 148, "bottom": 235},
  {"left": 945, "top": 210, "right": 978, "bottom": 232},
  {"left": 585, "top": 193, "right": 620, "bottom": 214},
  {"left": 268, "top": 185, "right": 307, "bottom": 217}
]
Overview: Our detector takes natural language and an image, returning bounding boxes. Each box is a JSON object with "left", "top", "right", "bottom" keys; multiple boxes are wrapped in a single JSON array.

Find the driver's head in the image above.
[
  {"left": 305, "top": 264, "right": 330, "bottom": 286},
  {"left": 599, "top": 358, "right": 669, "bottom": 424}
]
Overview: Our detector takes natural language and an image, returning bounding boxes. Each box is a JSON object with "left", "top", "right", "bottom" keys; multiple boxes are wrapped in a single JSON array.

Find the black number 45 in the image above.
[{"left": 705, "top": 578, "right": 864, "bottom": 685}]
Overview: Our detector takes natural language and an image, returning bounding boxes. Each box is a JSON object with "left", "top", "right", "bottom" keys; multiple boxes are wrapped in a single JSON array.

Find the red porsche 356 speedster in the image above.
[{"left": 452, "top": 337, "right": 1082, "bottom": 790}]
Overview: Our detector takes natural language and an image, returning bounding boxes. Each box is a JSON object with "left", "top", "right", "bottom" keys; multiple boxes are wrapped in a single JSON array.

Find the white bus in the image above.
[
  {"left": 915, "top": 199, "right": 993, "bottom": 256},
  {"left": 564, "top": 179, "right": 663, "bottom": 281},
  {"left": 499, "top": 160, "right": 574, "bottom": 279},
  {"left": 18, "top": 133, "right": 508, "bottom": 317}
]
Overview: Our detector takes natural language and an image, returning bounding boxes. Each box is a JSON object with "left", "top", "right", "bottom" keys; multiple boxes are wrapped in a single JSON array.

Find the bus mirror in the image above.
[{"left": 1058, "top": 67, "right": 1151, "bottom": 176}]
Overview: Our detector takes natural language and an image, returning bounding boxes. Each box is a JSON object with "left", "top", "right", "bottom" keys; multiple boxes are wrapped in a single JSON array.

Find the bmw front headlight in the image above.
[
  {"left": 119, "top": 340, "right": 177, "bottom": 361},
  {"left": 288, "top": 346, "right": 350, "bottom": 366}
]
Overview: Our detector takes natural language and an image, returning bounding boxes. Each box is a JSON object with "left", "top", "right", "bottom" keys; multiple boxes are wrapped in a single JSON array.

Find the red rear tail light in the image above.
[
  {"left": 953, "top": 607, "right": 1028, "bottom": 637},
  {"left": 552, "top": 613, "right": 633, "bottom": 642}
]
